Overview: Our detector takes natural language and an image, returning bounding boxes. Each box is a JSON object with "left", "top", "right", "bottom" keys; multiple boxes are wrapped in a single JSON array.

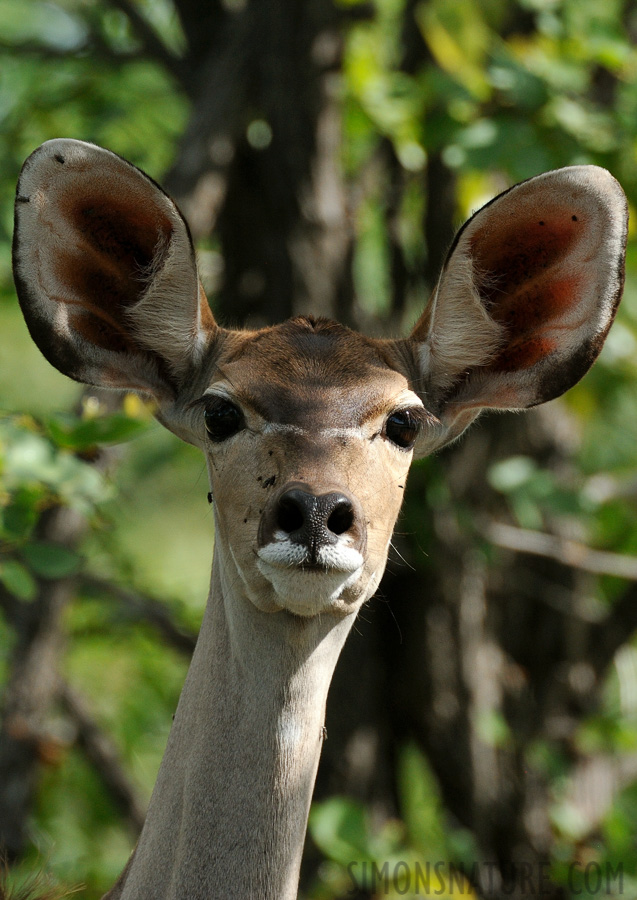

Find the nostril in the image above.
[
  {"left": 277, "top": 495, "right": 305, "bottom": 534},
  {"left": 269, "top": 487, "right": 358, "bottom": 546},
  {"left": 327, "top": 499, "right": 354, "bottom": 536}
]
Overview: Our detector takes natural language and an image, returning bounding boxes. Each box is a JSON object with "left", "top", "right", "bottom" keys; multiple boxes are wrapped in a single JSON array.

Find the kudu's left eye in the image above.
[
  {"left": 384, "top": 409, "right": 421, "bottom": 450},
  {"left": 204, "top": 399, "right": 244, "bottom": 442}
]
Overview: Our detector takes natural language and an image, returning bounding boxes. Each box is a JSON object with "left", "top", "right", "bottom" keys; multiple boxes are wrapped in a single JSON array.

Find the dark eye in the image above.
[
  {"left": 384, "top": 409, "right": 421, "bottom": 450},
  {"left": 204, "top": 398, "right": 244, "bottom": 442}
]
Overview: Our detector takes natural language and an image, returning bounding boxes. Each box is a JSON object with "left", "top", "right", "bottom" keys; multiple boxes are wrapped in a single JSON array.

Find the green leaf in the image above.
[
  {"left": 0, "top": 485, "right": 43, "bottom": 540},
  {"left": 309, "top": 797, "right": 372, "bottom": 865},
  {"left": 0, "top": 558, "right": 37, "bottom": 601},
  {"left": 488, "top": 456, "right": 537, "bottom": 493},
  {"left": 21, "top": 542, "right": 81, "bottom": 579},
  {"left": 398, "top": 744, "right": 447, "bottom": 858},
  {"left": 417, "top": 0, "right": 491, "bottom": 100},
  {"left": 47, "top": 413, "right": 148, "bottom": 451},
  {"left": 474, "top": 709, "right": 511, "bottom": 748}
]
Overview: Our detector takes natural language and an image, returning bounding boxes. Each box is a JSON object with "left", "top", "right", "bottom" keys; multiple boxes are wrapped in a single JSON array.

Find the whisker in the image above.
[{"left": 389, "top": 540, "right": 416, "bottom": 572}]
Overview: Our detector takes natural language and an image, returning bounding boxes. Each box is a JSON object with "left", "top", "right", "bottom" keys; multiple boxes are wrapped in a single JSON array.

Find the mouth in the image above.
[
  {"left": 256, "top": 539, "right": 365, "bottom": 616},
  {"left": 257, "top": 538, "right": 363, "bottom": 573}
]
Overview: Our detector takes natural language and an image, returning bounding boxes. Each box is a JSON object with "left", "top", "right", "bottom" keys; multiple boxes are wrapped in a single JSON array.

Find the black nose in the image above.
[
  {"left": 258, "top": 482, "right": 364, "bottom": 564},
  {"left": 276, "top": 488, "right": 355, "bottom": 542}
]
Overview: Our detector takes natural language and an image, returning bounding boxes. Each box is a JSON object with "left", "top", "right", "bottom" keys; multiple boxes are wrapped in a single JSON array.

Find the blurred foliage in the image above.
[
  {"left": 307, "top": 746, "right": 479, "bottom": 899},
  {"left": 0, "top": 412, "right": 111, "bottom": 600},
  {"left": 3, "top": 0, "right": 637, "bottom": 897}
]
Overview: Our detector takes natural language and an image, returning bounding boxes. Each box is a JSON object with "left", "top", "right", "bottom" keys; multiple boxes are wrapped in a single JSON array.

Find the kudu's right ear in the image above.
[
  {"left": 404, "top": 165, "right": 628, "bottom": 456},
  {"left": 12, "top": 139, "right": 217, "bottom": 400}
]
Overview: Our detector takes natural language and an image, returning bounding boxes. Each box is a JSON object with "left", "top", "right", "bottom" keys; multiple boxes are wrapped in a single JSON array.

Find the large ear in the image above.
[
  {"left": 12, "top": 139, "right": 217, "bottom": 399},
  {"left": 406, "top": 166, "right": 628, "bottom": 453}
]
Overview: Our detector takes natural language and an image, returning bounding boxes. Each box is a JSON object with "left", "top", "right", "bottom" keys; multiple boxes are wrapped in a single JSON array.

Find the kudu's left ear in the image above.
[
  {"left": 405, "top": 166, "right": 628, "bottom": 455},
  {"left": 13, "top": 139, "right": 217, "bottom": 400}
]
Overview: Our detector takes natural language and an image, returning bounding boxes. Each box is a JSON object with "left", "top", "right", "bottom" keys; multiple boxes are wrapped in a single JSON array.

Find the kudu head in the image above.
[{"left": 13, "top": 140, "right": 628, "bottom": 619}]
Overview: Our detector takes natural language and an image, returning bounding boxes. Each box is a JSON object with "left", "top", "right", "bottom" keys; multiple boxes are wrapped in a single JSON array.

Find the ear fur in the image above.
[
  {"left": 407, "top": 166, "right": 628, "bottom": 453},
  {"left": 13, "top": 139, "right": 217, "bottom": 399}
]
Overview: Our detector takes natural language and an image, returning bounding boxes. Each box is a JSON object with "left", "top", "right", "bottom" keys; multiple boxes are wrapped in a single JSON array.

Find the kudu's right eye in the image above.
[
  {"left": 384, "top": 408, "right": 422, "bottom": 450},
  {"left": 204, "top": 398, "right": 245, "bottom": 442}
]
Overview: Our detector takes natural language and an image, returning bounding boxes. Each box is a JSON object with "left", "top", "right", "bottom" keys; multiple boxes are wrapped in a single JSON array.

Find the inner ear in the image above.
[
  {"left": 60, "top": 192, "right": 174, "bottom": 353},
  {"left": 470, "top": 207, "right": 589, "bottom": 375},
  {"left": 410, "top": 166, "right": 627, "bottom": 419},
  {"left": 14, "top": 139, "right": 215, "bottom": 397}
]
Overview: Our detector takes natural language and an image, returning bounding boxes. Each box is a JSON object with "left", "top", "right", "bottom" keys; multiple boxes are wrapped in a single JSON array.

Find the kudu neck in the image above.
[{"left": 113, "top": 542, "right": 355, "bottom": 900}]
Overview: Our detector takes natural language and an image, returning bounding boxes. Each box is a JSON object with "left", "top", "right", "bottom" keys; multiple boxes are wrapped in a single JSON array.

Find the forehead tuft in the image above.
[
  {"left": 215, "top": 317, "right": 407, "bottom": 425},
  {"left": 225, "top": 317, "right": 393, "bottom": 383}
]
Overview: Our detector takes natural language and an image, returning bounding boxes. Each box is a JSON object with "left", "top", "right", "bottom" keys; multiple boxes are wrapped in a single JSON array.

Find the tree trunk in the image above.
[{"left": 166, "top": 0, "right": 359, "bottom": 327}]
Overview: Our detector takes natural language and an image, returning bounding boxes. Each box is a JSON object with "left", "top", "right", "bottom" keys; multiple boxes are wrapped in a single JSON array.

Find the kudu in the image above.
[{"left": 11, "top": 140, "right": 627, "bottom": 899}]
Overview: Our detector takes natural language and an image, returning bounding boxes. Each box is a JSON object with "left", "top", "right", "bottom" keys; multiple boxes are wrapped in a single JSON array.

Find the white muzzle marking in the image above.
[{"left": 256, "top": 538, "right": 365, "bottom": 615}]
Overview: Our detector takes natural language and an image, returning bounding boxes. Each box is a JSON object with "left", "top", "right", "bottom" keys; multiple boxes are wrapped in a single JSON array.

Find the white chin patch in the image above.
[{"left": 256, "top": 540, "right": 365, "bottom": 616}]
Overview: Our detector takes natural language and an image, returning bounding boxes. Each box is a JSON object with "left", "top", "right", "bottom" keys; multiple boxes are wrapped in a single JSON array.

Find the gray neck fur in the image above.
[{"left": 112, "top": 545, "right": 355, "bottom": 900}]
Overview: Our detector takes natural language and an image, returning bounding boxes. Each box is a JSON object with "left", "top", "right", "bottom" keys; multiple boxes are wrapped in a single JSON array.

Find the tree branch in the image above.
[
  {"left": 486, "top": 519, "right": 637, "bottom": 676},
  {"left": 0, "top": 508, "right": 88, "bottom": 860},
  {"left": 79, "top": 575, "right": 197, "bottom": 656},
  {"left": 60, "top": 682, "right": 146, "bottom": 833},
  {"left": 486, "top": 520, "right": 637, "bottom": 581}
]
